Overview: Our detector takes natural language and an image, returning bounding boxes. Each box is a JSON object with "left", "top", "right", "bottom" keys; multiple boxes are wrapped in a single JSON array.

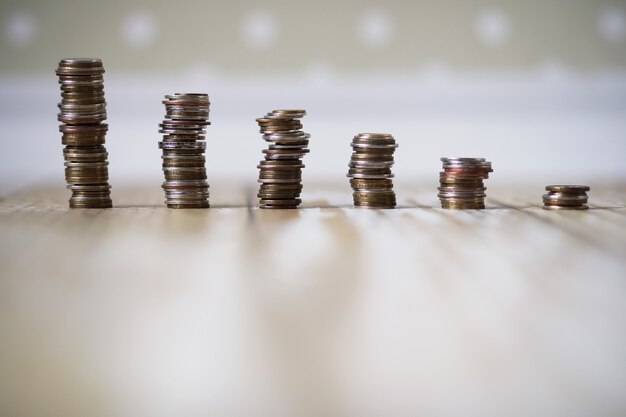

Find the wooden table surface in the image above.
[{"left": 1, "top": 182, "right": 625, "bottom": 417}]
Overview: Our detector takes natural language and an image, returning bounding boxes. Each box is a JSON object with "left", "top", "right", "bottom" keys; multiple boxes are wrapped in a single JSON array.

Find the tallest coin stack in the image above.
[{"left": 56, "top": 58, "right": 112, "bottom": 208}]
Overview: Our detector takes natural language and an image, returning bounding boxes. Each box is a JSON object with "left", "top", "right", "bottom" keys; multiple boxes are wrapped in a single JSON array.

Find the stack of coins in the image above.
[
  {"left": 56, "top": 58, "right": 112, "bottom": 208},
  {"left": 158, "top": 93, "right": 211, "bottom": 209},
  {"left": 255, "top": 110, "right": 310, "bottom": 209},
  {"left": 347, "top": 133, "right": 398, "bottom": 208},
  {"left": 543, "top": 185, "right": 590, "bottom": 210},
  {"left": 438, "top": 157, "right": 493, "bottom": 209}
]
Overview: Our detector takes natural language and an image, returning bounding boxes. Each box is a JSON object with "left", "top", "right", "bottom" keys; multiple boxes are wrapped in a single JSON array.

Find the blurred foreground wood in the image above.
[{"left": 1, "top": 182, "right": 625, "bottom": 417}]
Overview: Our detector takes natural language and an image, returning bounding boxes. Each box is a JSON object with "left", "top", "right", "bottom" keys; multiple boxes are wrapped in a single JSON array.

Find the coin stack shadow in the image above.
[
  {"left": 347, "top": 133, "right": 398, "bottom": 208},
  {"left": 543, "top": 185, "right": 590, "bottom": 210},
  {"left": 158, "top": 93, "right": 210, "bottom": 209},
  {"left": 255, "top": 110, "right": 310, "bottom": 209},
  {"left": 438, "top": 157, "right": 493, "bottom": 209},
  {"left": 56, "top": 58, "right": 112, "bottom": 208}
]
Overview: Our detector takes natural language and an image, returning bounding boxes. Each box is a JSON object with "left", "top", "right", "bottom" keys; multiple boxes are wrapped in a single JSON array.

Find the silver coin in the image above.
[
  {"left": 66, "top": 184, "right": 111, "bottom": 191},
  {"left": 161, "top": 180, "right": 209, "bottom": 188},
  {"left": 158, "top": 141, "right": 206, "bottom": 150},
  {"left": 164, "top": 93, "right": 209, "bottom": 101},
  {"left": 351, "top": 143, "right": 398, "bottom": 150},
  {"left": 158, "top": 129, "right": 205, "bottom": 135},
  {"left": 542, "top": 193, "right": 588, "bottom": 202},
  {"left": 349, "top": 160, "right": 394, "bottom": 168},
  {"left": 441, "top": 157, "right": 486, "bottom": 163},
  {"left": 64, "top": 161, "right": 109, "bottom": 168},
  {"left": 347, "top": 173, "right": 394, "bottom": 179}
]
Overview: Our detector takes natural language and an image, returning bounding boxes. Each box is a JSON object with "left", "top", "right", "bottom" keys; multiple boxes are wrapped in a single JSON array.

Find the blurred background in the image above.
[
  {"left": 1, "top": 2, "right": 626, "bottom": 417},
  {"left": 0, "top": 0, "right": 625, "bottom": 196}
]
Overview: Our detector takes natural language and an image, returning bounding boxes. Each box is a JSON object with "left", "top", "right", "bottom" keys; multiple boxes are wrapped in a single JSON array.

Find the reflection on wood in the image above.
[{"left": 1, "top": 182, "right": 625, "bottom": 417}]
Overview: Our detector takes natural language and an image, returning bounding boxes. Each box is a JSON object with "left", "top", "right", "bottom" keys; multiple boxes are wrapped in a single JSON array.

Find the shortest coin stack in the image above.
[
  {"left": 347, "top": 133, "right": 398, "bottom": 208},
  {"left": 158, "top": 93, "right": 210, "bottom": 209},
  {"left": 438, "top": 157, "right": 493, "bottom": 209},
  {"left": 543, "top": 185, "right": 590, "bottom": 210}
]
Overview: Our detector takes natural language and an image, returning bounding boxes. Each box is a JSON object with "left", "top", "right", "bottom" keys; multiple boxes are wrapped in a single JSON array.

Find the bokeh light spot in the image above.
[
  {"left": 241, "top": 11, "right": 279, "bottom": 50},
  {"left": 4, "top": 11, "right": 37, "bottom": 47},
  {"left": 599, "top": 8, "right": 625, "bottom": 42},
  {"left": 357, "top": 9, "right": 394, "bottom": 49},
  {"left": 121, "top": 11, "right": 157, "bottom": 49},
  {"left": 474, "top": 9, "right": 510, "bottom": 47}
]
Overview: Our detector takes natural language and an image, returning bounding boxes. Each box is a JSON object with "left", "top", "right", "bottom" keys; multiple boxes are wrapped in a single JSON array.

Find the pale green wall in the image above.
[{"left": 1, "top": 0, "right": 625, "bottom": 74}]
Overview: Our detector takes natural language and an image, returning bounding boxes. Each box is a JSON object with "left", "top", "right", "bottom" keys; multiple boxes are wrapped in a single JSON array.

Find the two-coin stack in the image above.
[
  {"left": 543, "top": 185, "right": 590, "bottom": 210},
  {"left": 347, "top": 133, "right": 398, "bottom": 208},
  {"left": 256, "top": 110, "right": 310, "bottom": 208},
  {"left": 158, "top": 93, "right": 211, "bottom": 209},
  {"left": 438, "top": 157, "right": 493, "bottom": 209},
  {"left": 56, "top": 58, "right": 112, "bottom": 208}
]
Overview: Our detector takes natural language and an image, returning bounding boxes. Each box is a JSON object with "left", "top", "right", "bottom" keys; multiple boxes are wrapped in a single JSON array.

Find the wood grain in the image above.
[{"left": 1, "top": 182, "right": 625, "bottom": 417}]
